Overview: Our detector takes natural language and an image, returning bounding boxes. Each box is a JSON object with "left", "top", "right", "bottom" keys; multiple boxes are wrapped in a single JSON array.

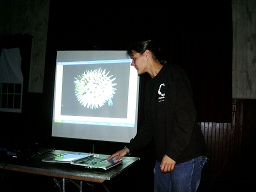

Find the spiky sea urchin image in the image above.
[{"left": 74, "top": 68, "right": 117, "bottom": 109}]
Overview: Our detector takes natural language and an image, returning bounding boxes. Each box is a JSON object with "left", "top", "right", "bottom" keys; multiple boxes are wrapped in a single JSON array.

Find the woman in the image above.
[{"left": 108, "top": 39, "right": 207, "bottom": 192}]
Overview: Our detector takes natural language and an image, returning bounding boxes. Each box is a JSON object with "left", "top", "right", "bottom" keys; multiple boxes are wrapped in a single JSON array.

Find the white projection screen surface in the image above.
[{"left": 51, "top": 50, "right": 140, "bottom": 143}]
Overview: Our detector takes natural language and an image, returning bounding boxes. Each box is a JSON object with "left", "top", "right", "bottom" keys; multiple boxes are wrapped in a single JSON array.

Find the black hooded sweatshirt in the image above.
[{"left": 126, "top": 63, "right": 207, "bottom": 164}]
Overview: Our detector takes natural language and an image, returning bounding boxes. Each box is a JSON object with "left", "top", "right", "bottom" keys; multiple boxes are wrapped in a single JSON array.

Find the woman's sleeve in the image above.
[{"left": 165, "top": 66, "right": 198, "bottom": 161}]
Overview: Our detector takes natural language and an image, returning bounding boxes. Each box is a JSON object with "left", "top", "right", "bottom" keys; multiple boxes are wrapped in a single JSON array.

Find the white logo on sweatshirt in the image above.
[{"left": 158, "top": 83, "right": 165, "bottom": 102}]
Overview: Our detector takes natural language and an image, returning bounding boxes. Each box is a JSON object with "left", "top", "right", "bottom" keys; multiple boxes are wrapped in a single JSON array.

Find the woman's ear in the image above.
[{"left": 144, "top": 50, "right": 150, "bottom": 57}]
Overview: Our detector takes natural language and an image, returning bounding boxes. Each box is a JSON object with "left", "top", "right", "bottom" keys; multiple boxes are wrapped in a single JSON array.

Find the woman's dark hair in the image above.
[{"left": 126, "top": 40, "right": 168, "bottom": 65}]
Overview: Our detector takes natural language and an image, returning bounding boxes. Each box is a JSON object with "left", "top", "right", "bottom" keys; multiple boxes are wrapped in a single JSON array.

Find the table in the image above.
[{"left": 0, "top": 148, "right": 140, "bottom": 192}]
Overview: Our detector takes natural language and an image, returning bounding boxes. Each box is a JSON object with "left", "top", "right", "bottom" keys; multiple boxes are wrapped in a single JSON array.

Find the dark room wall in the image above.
[{"left": 0, "top": 2, "right": 234, "bottom": 191}]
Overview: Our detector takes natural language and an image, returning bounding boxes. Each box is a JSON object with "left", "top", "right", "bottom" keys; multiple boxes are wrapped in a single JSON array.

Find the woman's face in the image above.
[{"left": 130, "top": 51, "right": 148, "bottom": 75}]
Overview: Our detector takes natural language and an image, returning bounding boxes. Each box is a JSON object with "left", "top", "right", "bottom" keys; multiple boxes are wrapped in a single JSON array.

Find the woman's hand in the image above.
[
  {"left": 160, "top": 155, "right": 176, "bottom": 173},
  {"left": 107, "top": 148, "right": 128, "bottom": 162}
]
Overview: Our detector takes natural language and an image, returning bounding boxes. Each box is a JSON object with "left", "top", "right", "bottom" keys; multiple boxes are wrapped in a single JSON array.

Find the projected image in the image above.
[
  {"left": 52, "top": 51, "right": 140, "bottom": 142},
  {"left": 61, "top": 64, "right": 129, "bottom": 118},
  {"left": 74, "top": 68, "right": 117, "bottom": 109}
]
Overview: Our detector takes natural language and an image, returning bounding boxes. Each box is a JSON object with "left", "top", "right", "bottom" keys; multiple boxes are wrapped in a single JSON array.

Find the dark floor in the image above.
[
  {"left": 1, "top": 170, "right": 256, "bottom": 192},
  {"left": 198, "top": 177, "right": 256, "bottom": 192}
]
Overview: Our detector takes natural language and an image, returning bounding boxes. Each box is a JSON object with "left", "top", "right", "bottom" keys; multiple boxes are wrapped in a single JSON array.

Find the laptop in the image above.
[
  {"left": 42, "top": 152, "right": 122, "bottom": 170},
  {"left": 42, "top": 152, "right": 93, "bottom": 163},
  {"left": 70, "top": 155, "right": 123, "bottom": 170}
]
